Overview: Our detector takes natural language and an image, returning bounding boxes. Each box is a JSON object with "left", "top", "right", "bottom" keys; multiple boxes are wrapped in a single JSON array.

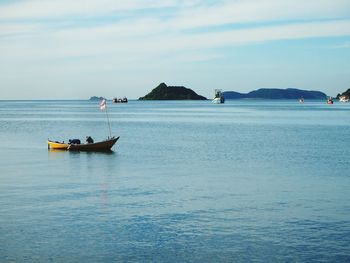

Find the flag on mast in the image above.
[
  {"left": 99, "top": 99, "right": 112, "bottom": 138},
  {"left": 100, "top": 99, "right": 106, "bottom": 110}
]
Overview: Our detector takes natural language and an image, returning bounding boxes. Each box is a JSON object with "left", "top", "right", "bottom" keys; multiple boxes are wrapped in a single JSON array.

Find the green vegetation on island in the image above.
[
  {"left": 223, "top": 88, "right": 327, "bottom": 100},
  {"left": 336, "top": 88, "right": 350, "bottom": 99},
  {"left": 139, "top": 83, "right": 207, "bottom": 100}
]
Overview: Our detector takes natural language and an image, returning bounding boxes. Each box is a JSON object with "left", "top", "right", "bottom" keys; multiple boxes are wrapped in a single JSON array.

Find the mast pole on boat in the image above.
[
  {"left": 105, "top": 103, "right": 112, "bottom": 139},
  {"left": 100, "top": 99, "right": 112, "bottom": 139}
]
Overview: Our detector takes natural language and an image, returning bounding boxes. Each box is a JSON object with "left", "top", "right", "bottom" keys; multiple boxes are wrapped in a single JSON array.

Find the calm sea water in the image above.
[{"left": 0, "top": 100, "right": 350, "bottom": 262}]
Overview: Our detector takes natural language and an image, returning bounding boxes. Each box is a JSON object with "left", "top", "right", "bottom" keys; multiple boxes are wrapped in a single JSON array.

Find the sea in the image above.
[{"left": 0, "top": 99, "right": 349, "bottom": 262}]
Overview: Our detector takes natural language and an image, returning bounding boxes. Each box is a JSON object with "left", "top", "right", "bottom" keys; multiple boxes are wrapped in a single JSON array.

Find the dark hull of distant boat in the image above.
[
  {"left": 68, "top": 137, "right": 119, "bottom": 151},
  {"left": 113, "top": 98, "right": 128, "bottom": 103}
]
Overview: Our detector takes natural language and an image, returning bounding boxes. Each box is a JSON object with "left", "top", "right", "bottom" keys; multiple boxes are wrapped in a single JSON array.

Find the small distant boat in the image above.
[
  {"left": 327, "top": 97, "right": 334, "bottom": 104},
  {"left": 299, "top": 97, "right": 304, "bottom": 103},
  {"left": 212, "top": 89, "right": 225, "bottom": 104},
  {"left": 113, "top": 97, "right": 128, "bottom": 103},
  {"left": 339, "top": 95, "right": 349, "bottom": 102},
  {"left": 48, "top": 137, "right": 119, "bottom": 152}
]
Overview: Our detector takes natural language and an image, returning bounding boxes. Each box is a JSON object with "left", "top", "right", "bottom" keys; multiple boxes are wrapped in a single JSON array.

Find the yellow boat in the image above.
[{"left": 47, "top": 140, "right": 69, "bottom": 150}]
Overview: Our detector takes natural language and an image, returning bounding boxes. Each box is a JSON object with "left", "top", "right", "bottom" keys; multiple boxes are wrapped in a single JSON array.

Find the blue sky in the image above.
[{"left": 1, "top": 0, "right": 350, "bottom": 99}]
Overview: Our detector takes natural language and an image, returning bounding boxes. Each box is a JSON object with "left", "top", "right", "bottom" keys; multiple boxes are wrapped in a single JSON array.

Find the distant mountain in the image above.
[
  {"left": 223, "top": 88, "right": 327, "bottom": 100},
  {"left": 336, "top": 88, "right": 350, "bottom": 99},
  {"left": 139, "top": 83, "right": 207, "bottom": 100},
  {"left": 221, "top": 91, "right": 245, "bottom": 99},
  {"left": 89, "top": 96, "right": 105, "bottom": 101}
]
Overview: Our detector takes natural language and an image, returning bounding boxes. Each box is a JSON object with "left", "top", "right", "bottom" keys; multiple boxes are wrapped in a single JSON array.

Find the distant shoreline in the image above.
[{"left": 0, "top": 98, "right": 338, "bottom": 101}]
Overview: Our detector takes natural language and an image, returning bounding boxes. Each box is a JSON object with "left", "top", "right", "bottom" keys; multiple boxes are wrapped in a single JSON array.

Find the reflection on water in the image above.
[{"left": 48, "top": 149, "right": 116, "bottom": 155}]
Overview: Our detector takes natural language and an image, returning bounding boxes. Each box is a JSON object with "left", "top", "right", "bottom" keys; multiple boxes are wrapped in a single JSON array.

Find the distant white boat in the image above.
[
  {"left": 339, "top": 95, "right": 349, "bottom": 102},
  {"left": 212, "top": 89, "right": 225, "bottom": 104}
]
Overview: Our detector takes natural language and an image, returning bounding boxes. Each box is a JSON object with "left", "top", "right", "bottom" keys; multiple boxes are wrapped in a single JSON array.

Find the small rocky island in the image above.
[
  {"left": 89, "top": 96, "right": 106, "bottom": 101},
  {"left": 223, "top": 88, "right": 327, "bottom": 100},
  {"left": 139, "top": 83, "right": 207, "bottom": 100}
]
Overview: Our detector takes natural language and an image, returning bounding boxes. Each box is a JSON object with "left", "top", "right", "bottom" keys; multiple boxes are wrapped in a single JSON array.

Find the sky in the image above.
[{"left": 0, "top": 0, "right": 350, "bottom": 99}]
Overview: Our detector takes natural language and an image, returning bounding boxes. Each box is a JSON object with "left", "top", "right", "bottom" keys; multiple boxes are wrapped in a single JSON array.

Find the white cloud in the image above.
[
  {"left": 0, "top": 23, "right": 41, "bottom": 37},
  {"left": 1, "top": 0, "right": 350, "bottom": 99},
  {"left": 1, "top": 0, "right": 349, "bottom": 41},
  {"left": 175, "top": 52, "right": 223, "bottom": 62},
  {"left": 1, "top": 0, "right": 349, "bottom": 26},
  {"left": 0, "top": 0, "right": 179, "bottom": 20},
  {"left": 1, "top": 19, "right": 350, "bottom": 65},
  {"left": 187, "top": 19, "right": 350, "bottom": 49},
  {"left": 52, "top": 18, "right": 167, "bottom": 40},
  {"left": 171, "top": 0, "right": 350, "bottom": 29}
]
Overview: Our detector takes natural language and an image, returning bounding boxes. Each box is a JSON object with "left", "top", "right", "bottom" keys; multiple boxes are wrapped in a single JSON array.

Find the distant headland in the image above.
[
  {"left": 89, "top": 96, "right": 106, "bottom": 101},
  {"left": 88, "top": 87, "right": 332, "bottom": 101},
  {"left": 336, "top": 88, "right": 350, "bottom": 99},
  {"left": 139, "top": 83, "right": 207, "bottom": 100},
  {"left": 223, "top": 88, "right": 327, "bottom": 100}
]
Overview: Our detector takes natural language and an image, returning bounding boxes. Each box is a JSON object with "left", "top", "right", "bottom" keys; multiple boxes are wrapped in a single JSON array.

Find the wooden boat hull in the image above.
[
  {"left": 68, "top": 137, "right": 119, "bottom": 152},
  {"left": 48, "top": 137, "right": 119, "bottom": 151},
  {"left": 48, "top": 140, "right": 69, "bottom": 150}
]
